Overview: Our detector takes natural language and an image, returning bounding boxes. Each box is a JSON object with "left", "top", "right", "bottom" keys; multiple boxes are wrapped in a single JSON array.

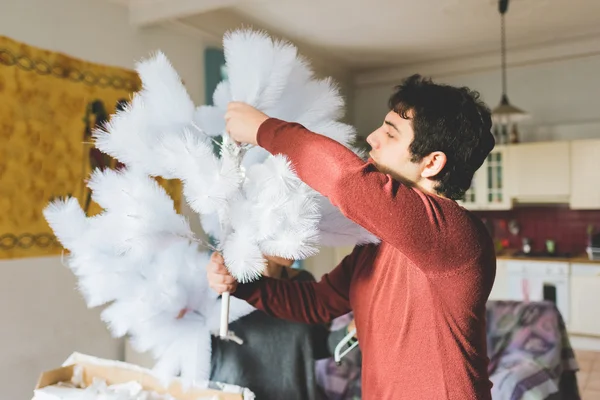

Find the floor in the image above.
[{"left": 577, "top": 350, "right": 600, "bottom": 400}]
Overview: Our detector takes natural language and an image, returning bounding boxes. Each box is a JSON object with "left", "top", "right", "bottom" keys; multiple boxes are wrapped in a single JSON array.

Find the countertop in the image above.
[{"left": 496, "top": 250, "right": 600, "bottom": 265}]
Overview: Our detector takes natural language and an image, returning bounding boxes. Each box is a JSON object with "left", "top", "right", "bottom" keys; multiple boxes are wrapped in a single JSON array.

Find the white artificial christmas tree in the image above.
[{"left": 44, "top": 29, "right": 378, "bottom": 383}]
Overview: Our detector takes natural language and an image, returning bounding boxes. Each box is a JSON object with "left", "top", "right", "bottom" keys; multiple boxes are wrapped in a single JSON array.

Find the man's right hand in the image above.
[{"left": 206, "top": 252, "right": 238, "bottom": 294}]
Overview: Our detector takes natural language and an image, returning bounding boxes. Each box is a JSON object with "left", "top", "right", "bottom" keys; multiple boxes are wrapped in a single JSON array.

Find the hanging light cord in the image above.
[
  {"left": 498, "top": 0, "right": 510, "bottom": 100},
  {"left": 500, "top": 12, "right": 507, "bottom": 98}
]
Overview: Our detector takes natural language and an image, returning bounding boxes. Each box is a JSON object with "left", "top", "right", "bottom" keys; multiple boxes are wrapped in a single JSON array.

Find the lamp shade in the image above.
[{"left": 491, "top": 94, "right": 530, "bottom": 124}]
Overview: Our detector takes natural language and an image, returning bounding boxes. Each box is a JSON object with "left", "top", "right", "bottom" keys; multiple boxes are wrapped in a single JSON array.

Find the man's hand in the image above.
[
  {"left": 206, "top": 252, "right": 238, "bottom": 294},
  {"left": 224, "top": 102, "right": 269, "bottom": 146}
]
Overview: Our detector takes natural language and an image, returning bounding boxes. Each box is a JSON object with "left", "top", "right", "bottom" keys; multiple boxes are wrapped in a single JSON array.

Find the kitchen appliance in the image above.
[
  {"left": 522, "top": 238, "right": 532, "bottom": 254},
  {"left": 507, "top": 260, "right": 570, "bottom": 322},
  {"left": 508, "top": 219, "right": 520, "bottom": 236},
  {"left": 586, "top": 247, "right": 600, "bottom": 261},
  {"left": 586, "top": 231, "right": 600, "bottom": 260}
]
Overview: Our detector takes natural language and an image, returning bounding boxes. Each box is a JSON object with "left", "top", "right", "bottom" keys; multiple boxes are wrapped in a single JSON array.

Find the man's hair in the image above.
[{"left": 388, "top": 74, "right": 495, "bottom": 200}]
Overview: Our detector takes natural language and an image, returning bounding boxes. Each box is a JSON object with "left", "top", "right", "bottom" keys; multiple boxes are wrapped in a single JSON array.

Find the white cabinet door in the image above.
[
  {"left": 481, "top": 146, "right": 511, "bottom": 210},
  {"left": 488, "top": 260, "right": 508, "bottom": 300},
  {"left": 457, "top": 146, "right": 511, "bottom": 210},
  {"left": 457, "top": 173, "right": 481, "bottom": 210},
  {"left": 570, "top": 139, "right": 600, "bottom": 209},
  {"left": 569, "top": 264, "right": 600, "bottom": 336},
  {"left": 507, "top": 141, "right": 570, "bottom": 202}
]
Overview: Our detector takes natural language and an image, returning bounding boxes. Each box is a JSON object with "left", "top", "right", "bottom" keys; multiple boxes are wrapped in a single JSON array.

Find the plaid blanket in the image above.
[{"left": 487, "top": 300, "right": 580, "bottom": 400}]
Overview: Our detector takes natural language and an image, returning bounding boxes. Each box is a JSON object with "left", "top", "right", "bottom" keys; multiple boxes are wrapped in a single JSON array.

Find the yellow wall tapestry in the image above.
[{"left": 0, "top": 36, "right": 182, "bottom": 260}]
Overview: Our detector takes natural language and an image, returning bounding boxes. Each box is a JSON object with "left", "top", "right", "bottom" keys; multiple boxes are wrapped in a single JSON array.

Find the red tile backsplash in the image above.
[{"left": 473, "top": 206, "right": 600, "bottom": 256}]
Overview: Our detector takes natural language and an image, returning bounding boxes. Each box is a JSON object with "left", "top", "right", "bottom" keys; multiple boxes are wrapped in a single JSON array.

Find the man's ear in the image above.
[{"left": 421, "top": 151, "right": 447, "bottom": 178}]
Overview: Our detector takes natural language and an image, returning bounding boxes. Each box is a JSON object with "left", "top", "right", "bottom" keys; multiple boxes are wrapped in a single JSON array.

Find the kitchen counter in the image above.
[
  {"left": 567, "top": 256, "right": 600, "bottom": 265},
  {"left": 496, "top": 250, "right": 600, "bottom": 265}
]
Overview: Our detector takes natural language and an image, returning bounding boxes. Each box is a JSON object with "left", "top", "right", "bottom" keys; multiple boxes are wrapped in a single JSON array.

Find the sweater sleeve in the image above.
[
  {"left": 232, "top": 245, "right": 360, "bottom": 324},
  {"left": 256, "top": 118, "right": 482, "bottom": 272}
]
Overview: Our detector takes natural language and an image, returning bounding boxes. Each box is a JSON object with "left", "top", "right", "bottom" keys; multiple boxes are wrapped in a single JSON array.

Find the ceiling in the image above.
[{"left": 116, "top": 0, "right": 600, "bottom": 71}]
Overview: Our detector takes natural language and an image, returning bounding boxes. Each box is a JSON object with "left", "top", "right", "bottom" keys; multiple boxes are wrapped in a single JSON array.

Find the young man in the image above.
[{"left": 208, "top": 75, "right": 497, "bottom": 399}]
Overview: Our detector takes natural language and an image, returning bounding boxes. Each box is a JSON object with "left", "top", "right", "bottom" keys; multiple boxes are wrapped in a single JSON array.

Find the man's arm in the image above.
[
  {"left": 256, "top": 118, "right": 481, "bottom": 271},
  {"left": 233, "top": 245, "right": 365, "bottom": 325}
]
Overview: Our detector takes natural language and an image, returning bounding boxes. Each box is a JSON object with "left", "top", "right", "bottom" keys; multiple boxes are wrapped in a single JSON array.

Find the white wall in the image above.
[
  {"left": 0, "top": 1, "right": 207, "bottom": 399},
  {"left": 354, "top": 53, "right": 600, "bottom": 142}
]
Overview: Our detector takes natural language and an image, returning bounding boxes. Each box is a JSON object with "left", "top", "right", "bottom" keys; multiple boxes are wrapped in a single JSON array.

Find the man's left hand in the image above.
[{"left": 224, "top": 102, "right": 269, "bottom": 146}]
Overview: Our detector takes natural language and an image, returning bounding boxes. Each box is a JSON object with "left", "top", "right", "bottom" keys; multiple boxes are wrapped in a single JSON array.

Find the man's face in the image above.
[{"left": 366, "top": 111, "right": 423, "bottom": 184}]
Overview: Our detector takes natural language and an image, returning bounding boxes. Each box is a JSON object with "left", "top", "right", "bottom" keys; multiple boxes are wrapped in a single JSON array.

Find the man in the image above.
[{"left": 207, "top": 74, "right": 497, "bottom": 399}]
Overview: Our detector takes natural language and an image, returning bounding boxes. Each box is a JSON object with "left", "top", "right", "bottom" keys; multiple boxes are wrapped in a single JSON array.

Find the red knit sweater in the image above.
[{"left": 234, "top": 118, "right": 496, "bottom": 399}]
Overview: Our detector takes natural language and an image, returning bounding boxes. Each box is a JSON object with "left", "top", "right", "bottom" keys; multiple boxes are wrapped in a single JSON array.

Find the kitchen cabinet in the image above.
[
  {"left": 570, "top": 139, "right": 600, "bottom": 209},
  {"left": 488, "top": 259, "right": 508, "bottom": 300},
  {"left": 458, "top": 145, "right": 511, "bottom": 210},
  {"left": 569, "top": 263, "right": 600, "bottom": 336},
  {"left": 506, "top": 141, "right": 570, "bottom": 203}
]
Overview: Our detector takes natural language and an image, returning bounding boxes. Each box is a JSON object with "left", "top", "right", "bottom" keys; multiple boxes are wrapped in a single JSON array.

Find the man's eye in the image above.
[{"left": 386, "top": 132, "right": 394, "bottom": 138}]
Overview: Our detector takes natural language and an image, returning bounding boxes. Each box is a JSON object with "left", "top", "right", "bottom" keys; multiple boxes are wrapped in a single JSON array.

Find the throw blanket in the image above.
[{"left": 487, "top": 300, "right": 580, "bottom": 400}]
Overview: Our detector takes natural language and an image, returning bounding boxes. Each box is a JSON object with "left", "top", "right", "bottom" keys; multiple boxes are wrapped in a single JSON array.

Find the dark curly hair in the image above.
[{"left": 388, "top": 74, "right": 495, "bottom": 200}]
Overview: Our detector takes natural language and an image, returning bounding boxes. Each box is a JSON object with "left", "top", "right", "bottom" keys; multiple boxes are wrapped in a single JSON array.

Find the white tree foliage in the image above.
[{"left": 44, "top": 29, "right": 378, "bottom": 384}]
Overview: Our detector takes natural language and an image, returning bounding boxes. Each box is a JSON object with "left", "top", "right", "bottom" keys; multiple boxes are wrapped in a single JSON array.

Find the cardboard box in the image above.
[{"left": 34, "top": 353, "right": 254, "bottom": 400}]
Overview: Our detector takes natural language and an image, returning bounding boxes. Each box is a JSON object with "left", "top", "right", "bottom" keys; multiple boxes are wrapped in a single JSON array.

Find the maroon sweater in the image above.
[{"left": 234, "top": 118, "right": 496, "bottom": 399}]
